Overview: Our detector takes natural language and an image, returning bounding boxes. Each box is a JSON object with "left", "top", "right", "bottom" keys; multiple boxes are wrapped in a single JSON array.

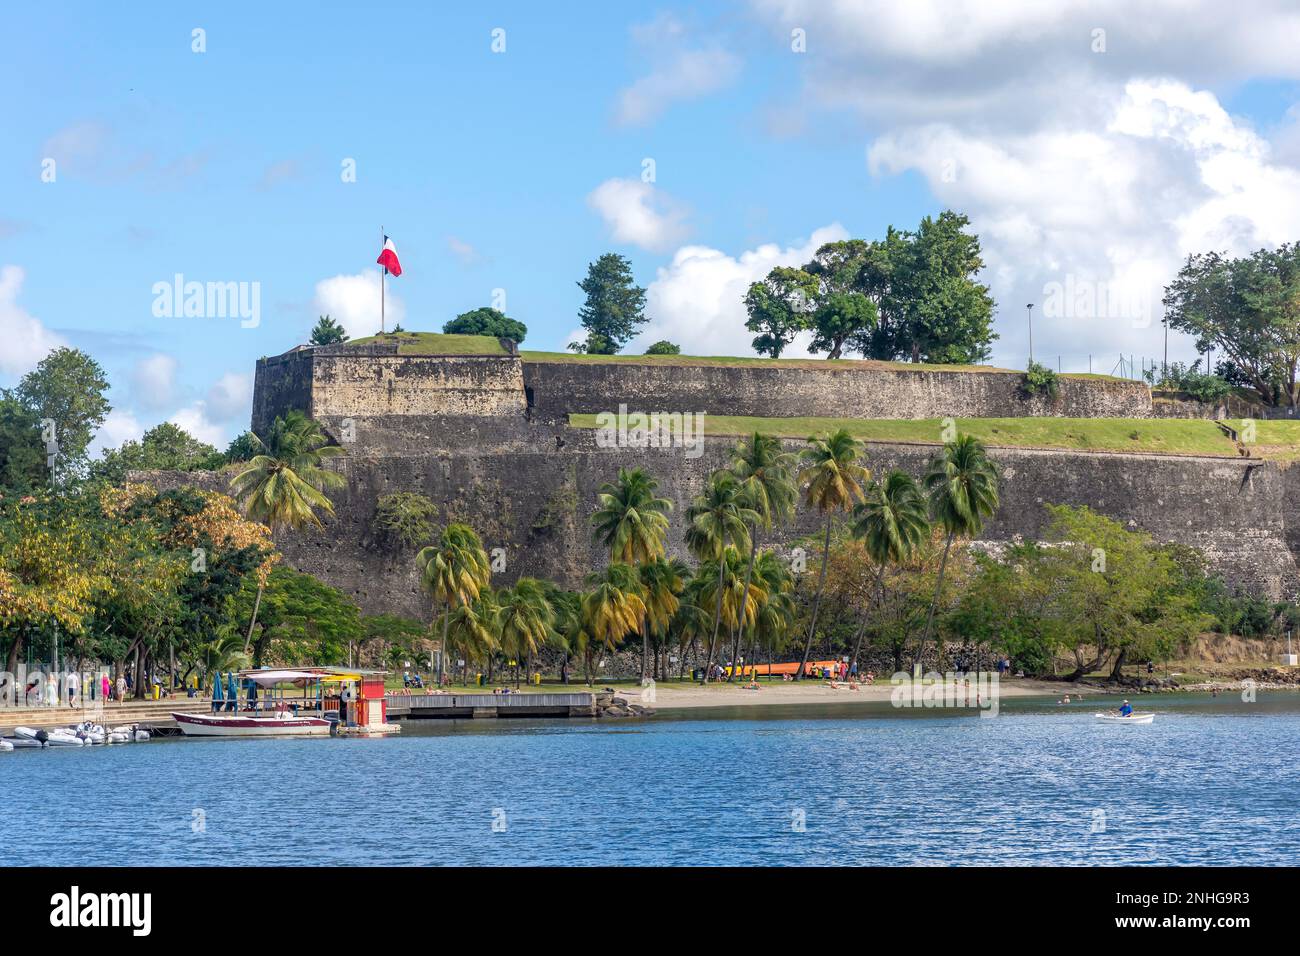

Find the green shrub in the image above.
[
  {"left": 373, "top": 492, "right": 438, "bottom": 549},
  {"left": 1020, "top": 360, "right": 1059, "bottom": 400}
]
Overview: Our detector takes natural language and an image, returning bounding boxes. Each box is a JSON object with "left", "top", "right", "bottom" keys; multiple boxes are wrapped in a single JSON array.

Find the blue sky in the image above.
[{"left": 3, "top": 1, "right": 1300, "bottom": 450}]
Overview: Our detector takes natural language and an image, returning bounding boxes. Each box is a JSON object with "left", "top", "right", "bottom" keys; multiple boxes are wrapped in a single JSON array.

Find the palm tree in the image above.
[
  {"left": 591, "top": 467, "right": 672, "bottom": 679},
  {"left": 849, "top": 470, "right": 930, "bottom": 673},
  {"left": 745, "top": 549, "right": 795, "bottom": 679},
  {"left": 443, "top": 603, "right": 496, "bottom": 685},
  {"left": 726, "top": 433, "right": 797, "bottom": 679},
  {"left": 416, "top": 523, "right": 492, "bottom": 686},
  {"left": 917, "top": 434, "right": 1000, "bottom": 668},
  {"left": 685, "top": 472, "right": 757, "bottom": 682},
  {"left": 639, "top": 557, "right": 686, "bottom": 680},
  {"left": 496, "top": 578, "right": 555, "bottom": 686},
  {"left": 581, "top": 563, "right": 646, "bottom": 683},
  {"left": 697, "top": 549, "right": 764, "bottom": 671},
  {"left": 229, "top": 409, "right": 346, "bottom": 652},
  {"left": 544, "top": 585, "right": 582, "bottom": 684},
  {"left": 591, "top": 467, "right": 672, "bottom": 565},
  {"left": 671, "top": 575, "right": 713, "bottom": 680},
  {"left": 195, "top": 634, "right": 250, "bottom": 690},
  {"left": 795, "top": 429, "right": 868, "bottom": 679}
]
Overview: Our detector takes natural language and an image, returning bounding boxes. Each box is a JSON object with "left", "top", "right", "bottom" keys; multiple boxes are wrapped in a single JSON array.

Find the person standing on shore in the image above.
[{"left": 116, "top": 674, "right": 126, "bottom": 703}]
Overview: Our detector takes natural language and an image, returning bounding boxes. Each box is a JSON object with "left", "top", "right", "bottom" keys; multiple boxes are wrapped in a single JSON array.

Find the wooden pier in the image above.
[{"left": 384, "top": 691, "right": 599, "bottom": 720}]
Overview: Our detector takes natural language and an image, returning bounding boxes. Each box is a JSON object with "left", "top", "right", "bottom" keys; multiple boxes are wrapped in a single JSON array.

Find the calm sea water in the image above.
[{"left": 4, "top": 694, "right": 1298, "bottom": 866}]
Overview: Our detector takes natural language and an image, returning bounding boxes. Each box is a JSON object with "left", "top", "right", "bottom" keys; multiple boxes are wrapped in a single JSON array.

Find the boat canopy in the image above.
[{"left": 238, "top": 669, "right": 324, "bottom": 686}]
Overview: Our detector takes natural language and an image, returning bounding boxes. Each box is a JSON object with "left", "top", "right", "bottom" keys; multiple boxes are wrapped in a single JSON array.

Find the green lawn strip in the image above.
[
  {"left": 568, "top": 414, "right": 1264, "bottom": 457},
  {"left": 521, "top": 350, "right": 1017, "bottom": 374},
  {"left": 346, "top": 332, "right": 509, "bottom": 355},
  {"left": 1249, "top": 421, "right": 1300, "bottom": 462}
]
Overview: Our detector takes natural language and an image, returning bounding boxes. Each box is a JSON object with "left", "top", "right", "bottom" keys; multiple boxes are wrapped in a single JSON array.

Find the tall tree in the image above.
[
  {"left": 309, "top": 315, "right": 349, "bottom": 346},
  {"left": 744, "top": 266, "right": 820, "bottom": 358},
  {"left": 443, "top": 307, "right": 528, "bottom": 344},
  {"left": 495, "top": 577, "right": 554, "bottom": 685},
  {"left": 14, "top": 347, "right": 111, "bottom": 479},
  {"left": 573, "top": 253, "right": 646, "bottom": 354},
  {"left": 591, "top": 467, "right": 672, "bottom": 566},
  {"left": 1163, "top": 242, "right": 1300, "bottom": 407},
  {"left": 890, "top": 211, "right": 996, "bottom": 364},
  {"left": 590, "top": 466, "right": 672, "bottom": 679},
  {"left": 685, "top": 472, "right": 756, "bottom": 682},
  {"left": 639, "top": 556, "right": 686, "bottom": 679},
  {"left": 229, "top": 410, "right": 346, "bottom": 531},
  {"left": 580, "top": 563, "right": 646, "bottom": 681},
  {"left": 94, "top": 422, "right": 221, "bottom": 483},
  {"left": 0, "top": 393, "right": 47, "bottom": 493},
  {"left": 795, "top": 429, "right": 868, "bottom": 679},
  {"left": 229, "top": 410, "right": 346, "bottom": 651},
  {"left": 803, "top": 241, "right": 881, "bottom": 359},
  {"left": 725, "top": 433, "right": 797, "bottom": 679},
  {"left": 849, "top": 470, "right": 930, "bottom": 672},
  {"left": 416, "top": 523, "right": 492, "bottom": 686},
  {"left": 917, "top": 434, "right": 1000, "bottom": 666}
]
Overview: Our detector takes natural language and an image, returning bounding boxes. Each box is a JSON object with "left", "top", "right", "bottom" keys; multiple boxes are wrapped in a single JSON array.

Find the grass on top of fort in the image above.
[
  {"left": 346, "top": 332, "right": 513, "bottom": 354},
  {"left": 336, "top": 331, "right": 1127, "bottom": 379},
  {"left": 569, "top": 414, "right": 1300, "bottom": 460}
]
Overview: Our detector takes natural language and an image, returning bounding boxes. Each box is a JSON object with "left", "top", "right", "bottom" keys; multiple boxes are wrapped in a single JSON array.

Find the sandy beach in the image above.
[{"left": 615, "top": 677, "right": 1076, "bottom": 710}]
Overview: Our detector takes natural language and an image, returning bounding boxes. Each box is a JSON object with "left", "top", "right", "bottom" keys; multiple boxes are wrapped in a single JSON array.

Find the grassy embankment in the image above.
[
  {"left": 346, "top": 332, "right": 510, "bottom": 354},
  {"left": 569, "top": 413, "right": 1300, "bottom": 460},
  {"left": 520, "top": 350, "right": 1128, "bottom": 379}
]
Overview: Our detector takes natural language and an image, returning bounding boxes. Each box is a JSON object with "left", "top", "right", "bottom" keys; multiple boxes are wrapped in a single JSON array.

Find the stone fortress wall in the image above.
[{"left": 192, "top": 346, "right": 1300, "bottom": 621}]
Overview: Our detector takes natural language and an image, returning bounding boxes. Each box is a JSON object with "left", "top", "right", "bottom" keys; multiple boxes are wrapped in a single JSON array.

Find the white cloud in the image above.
[
  {"left": 312, "top": 271, "right": 405, "bottom": 341},
  {"left": 0, "top": 265, "right": 67, "bottom": 378},
  {"left": 89, "top": 408, "right": 144, "bottom": 458},
  {"left": 745, "top": 0, "right": 1300, "bottom": 366},
  {"left": 616, "top": 49, "right": 741, "bottom": 127},
  {"left": 205, "top": 371, "right": 252, "bottom": 421},
  {"left": 866, "top": 79, "right": 1300, "bottom": 361},
  {"left": 130, "top": 353, "right": 179, "bottom": 410},
  {"left": 446, "top": 236, "right": 481, "bottom": 266},
  {"left": 633, "top": 224, "right": 849, "bottom": 356},
  {"left": 169, "top": 402, "right": 227, "bottom": 448},
  {"left": 587, "top": 178, "right": 691, "bottom": 252},
  {"left": 614, "top": 14, "right": 741, "bottom": 126}
]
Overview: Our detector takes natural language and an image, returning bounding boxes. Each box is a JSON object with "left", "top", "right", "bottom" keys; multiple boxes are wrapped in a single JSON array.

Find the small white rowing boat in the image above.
[{"left": 1095, "top": 712, "right": 1155, "bottom": 724}]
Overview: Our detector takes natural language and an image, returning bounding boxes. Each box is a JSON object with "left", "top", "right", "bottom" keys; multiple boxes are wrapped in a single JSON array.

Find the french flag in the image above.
[{"left": 376, "top": 236, "right": 403, "bottom": 277}]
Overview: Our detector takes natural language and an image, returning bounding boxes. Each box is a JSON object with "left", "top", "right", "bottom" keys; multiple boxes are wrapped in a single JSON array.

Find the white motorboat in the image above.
[
  {"left": 44, "top": 730, "right": 85, "bottom": 746},
  {"left": 171, "top": 709, "right": 332, "bottom": 737},
  {"left": 74, "top": 721, "right": 106, "bottom": 744},
  {"left": 109, "top": 725, "right": 147, "bottom": 742},
  {"left": 1095, "top": 712, "right": 1155, "bottom": 724}
]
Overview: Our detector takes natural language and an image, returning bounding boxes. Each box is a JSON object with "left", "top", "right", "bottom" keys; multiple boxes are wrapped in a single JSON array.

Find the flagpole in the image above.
[{"left": 380, "top": 226, "right": 386, "bottom": 334}]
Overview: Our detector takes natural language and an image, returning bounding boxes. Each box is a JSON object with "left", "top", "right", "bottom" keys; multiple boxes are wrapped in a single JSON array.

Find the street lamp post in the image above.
[{"left": 1026, "top": 304, "right": 1034, "bottom": 364}]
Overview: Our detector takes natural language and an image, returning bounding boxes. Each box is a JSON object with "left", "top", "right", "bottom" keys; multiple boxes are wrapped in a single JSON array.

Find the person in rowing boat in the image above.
[{"left": 1118, "top": 699, "right": 1133, "bottom": 717}]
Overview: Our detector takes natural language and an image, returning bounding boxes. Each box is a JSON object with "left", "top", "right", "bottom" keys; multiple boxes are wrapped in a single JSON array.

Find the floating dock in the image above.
[{"left": 384, "top": 691, "right": 599, "bottom": 720}]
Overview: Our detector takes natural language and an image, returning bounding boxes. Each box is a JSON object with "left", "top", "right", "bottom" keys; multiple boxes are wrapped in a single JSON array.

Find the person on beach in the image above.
[
  {"left": 116, "top": 675, "right": 127, "bottom": 702},
  {"left": 66, "top": 671, "right": 78, "bottom": 707}
]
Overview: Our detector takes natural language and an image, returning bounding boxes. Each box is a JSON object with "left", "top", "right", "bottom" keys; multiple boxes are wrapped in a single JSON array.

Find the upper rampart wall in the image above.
[
  {"left": 521, "top": 359, "right": 1152, "bottom": 422},
  {"left": 252, "top": 345, "right": 525, "bottom": 433},
  {"left": 254, "top": 347, "right": 1154, "bottom": 437}
]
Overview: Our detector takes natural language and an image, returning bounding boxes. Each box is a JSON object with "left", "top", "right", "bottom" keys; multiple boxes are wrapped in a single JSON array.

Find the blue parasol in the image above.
[
  {"left": 212, "top": 672, "right": 224, "bottom": 700},
  {"left": 227, "top": 671, "right": 238, "bottom": 710}
]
